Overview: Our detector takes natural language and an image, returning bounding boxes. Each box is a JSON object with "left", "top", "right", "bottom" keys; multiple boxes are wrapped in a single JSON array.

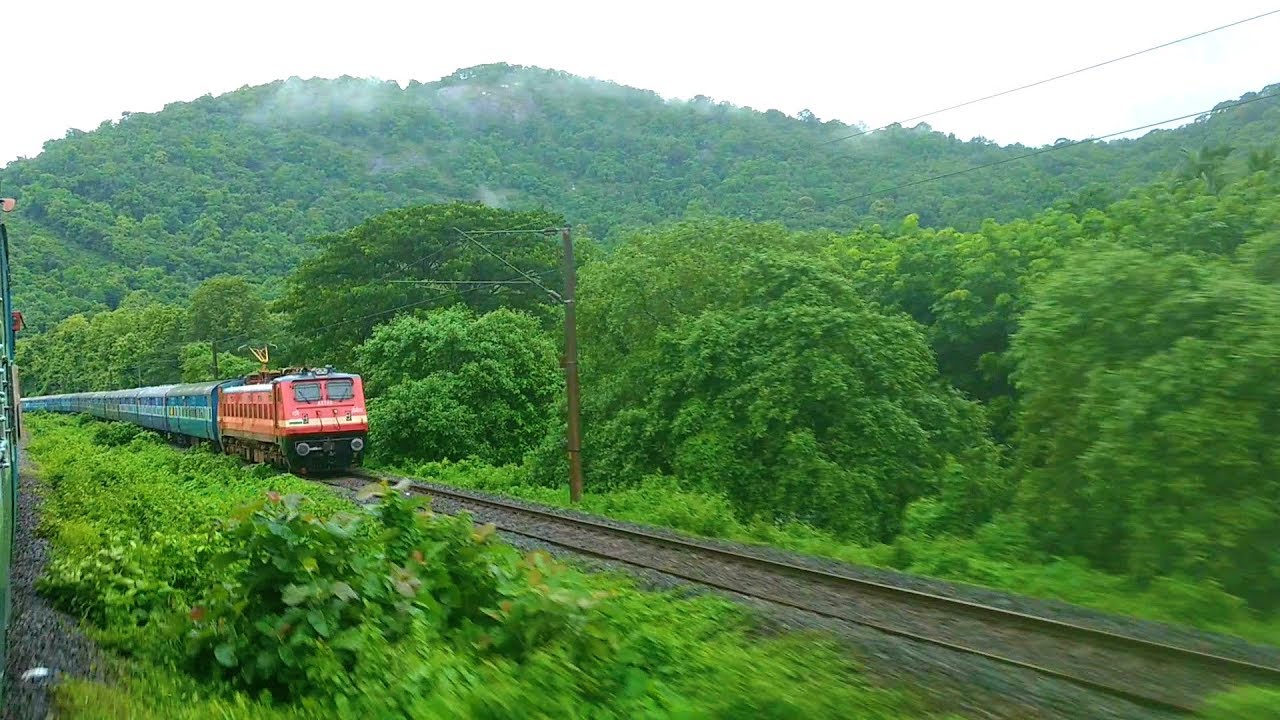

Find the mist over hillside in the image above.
[{"left": 2, "top": 62, "right": 1277, "bottom": 327}]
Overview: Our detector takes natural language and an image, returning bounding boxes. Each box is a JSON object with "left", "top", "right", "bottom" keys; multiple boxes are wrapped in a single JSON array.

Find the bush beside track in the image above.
[{"left": 25, "top": 414, "right": 954, "bottom": 719}]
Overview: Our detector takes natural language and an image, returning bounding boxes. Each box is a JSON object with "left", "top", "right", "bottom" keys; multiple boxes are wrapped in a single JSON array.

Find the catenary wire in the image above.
[
  {"left": 821, "top": 91, "right": 1279, "bottom": 207},
  {"left": 821, "top": 8, "right": 1280, "bottom": 145}
]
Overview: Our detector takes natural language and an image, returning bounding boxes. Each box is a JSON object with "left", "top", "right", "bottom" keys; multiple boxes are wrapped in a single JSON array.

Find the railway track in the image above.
[{"left": 330, "top": 470, "right": 1280, "bottom": 714}]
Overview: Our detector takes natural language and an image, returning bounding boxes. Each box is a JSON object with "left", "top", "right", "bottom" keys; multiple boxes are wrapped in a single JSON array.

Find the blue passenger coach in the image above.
[
  {"left": 165, "top": 380, "right": 240, "bottom": 441},
  {"left": 21, "top": 379, "right": 243, "bottom": 447}
]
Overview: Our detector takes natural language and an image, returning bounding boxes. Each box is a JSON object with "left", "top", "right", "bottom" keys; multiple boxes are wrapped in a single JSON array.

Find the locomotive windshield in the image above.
[
  {"left": 327, "top": 379, "right": 354, "bottom": 400},
  {"left": 293, "top": 382, "right": 321, "bottom": 402}
]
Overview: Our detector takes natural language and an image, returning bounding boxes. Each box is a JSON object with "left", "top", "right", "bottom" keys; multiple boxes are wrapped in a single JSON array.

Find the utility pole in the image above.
[
  {"left": 392, "top": 225, "right": 587, "bottom": 502},
  {"left": 561, "top": 227, "right": 583, "bottom": 504},
  {"left": 211, "top": 339, "right": 220, "bottom": 379}
]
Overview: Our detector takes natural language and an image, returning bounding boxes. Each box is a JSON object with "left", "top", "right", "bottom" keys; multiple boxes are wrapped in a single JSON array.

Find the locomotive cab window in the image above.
[
  {"left": 327, "top": 379, "right": 354, "bottom": 401},
  {"left": 294, "top": 382, "right": 321, "bottom": 402}
]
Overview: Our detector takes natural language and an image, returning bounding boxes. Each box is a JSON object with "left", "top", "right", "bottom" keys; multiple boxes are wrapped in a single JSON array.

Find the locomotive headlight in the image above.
[
  {"left": 295, "top": 442, "right": 311, "bottom": 456},
  {"left": 350, "top": 437, "right": 365, "bottom": 452}
]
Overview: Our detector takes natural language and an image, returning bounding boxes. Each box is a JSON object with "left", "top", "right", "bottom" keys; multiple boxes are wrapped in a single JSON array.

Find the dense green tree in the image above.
[
  {"left": 1116, "top": 169, "right": 1280, "bottom": 255},
  {"left": 830, "top": 165, "right": 1280, "bottom": 443},
  {"left": 1011, "top": 246, "right": 1280, "bottom": 609},
  {"left": 548, "top": 218, "right": 1002, "bottom": 540},
  {"left": 833, "top": 212, "right": 1086, "bottom": 412},
  {"left": 187, "top": 276, "right": 268, "bottom": 346},
  {"left": 276, "top": 202, "right": 570, "bottom": 363},
  {"left": 355, "top": 306, "right": 560, "bottom": 466},
  {"left": 1239, "top": 231, "right": 1280, "bottom": 284},
  {"left": 17, "top": 279, "right": 276, "bottom": 392},
  {"left": 1246, "top": 145, "right": 1278, "bottom": 174},
  {"left": 1178, "top": 144, "right": 1234, "bottom": 193},
  {"left": 178, "top": 342, "right": 261, "bottom": 382},
  {"left": 16, "top": 293, "right": 187, "bottom": 394}
]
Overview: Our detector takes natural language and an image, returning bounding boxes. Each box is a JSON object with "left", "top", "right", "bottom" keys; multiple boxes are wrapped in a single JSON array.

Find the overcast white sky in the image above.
[{"left": 3, "top": 0, "right": 1279, "bottom": 166}]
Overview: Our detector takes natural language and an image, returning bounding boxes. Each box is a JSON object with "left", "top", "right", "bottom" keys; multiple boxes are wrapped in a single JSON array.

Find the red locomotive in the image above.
[{"left": 219, "top": 366, "right": 368, "bottom": 473}]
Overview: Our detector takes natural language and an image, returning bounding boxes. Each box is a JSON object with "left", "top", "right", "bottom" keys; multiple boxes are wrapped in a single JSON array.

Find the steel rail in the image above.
[{"left": 343, "top": 470, "right": 1280, "bottom": 713}]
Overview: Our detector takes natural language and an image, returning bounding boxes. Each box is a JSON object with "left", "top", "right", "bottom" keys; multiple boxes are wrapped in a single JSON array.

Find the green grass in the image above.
[
  {"left": 27, "top": 414, "right": 957, "bottom": 719},
  {"left": 1197, "top": 685, "right": 1280, "bottom": 719},
  {"left": 387, "top": 458, "right": 1280, "bottom": 648}
]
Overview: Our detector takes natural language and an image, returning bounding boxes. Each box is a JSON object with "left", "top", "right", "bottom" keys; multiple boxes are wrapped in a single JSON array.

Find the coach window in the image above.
[
  {"left": 327, "top": 379, "right": 353, "bottom": 401},
  {"left": 294, "top": 382, "right": 321, "bottom": 403}
]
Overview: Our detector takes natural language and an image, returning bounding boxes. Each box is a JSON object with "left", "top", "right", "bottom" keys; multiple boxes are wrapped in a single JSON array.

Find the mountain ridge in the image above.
[{"left": 3, "top": 62, "right": 1277, "bottom": 328}]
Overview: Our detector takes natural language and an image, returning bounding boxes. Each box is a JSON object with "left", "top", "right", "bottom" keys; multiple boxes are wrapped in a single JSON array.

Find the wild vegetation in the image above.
[
  {"left": 18, "top": 132, "right": 1280, "bottom": 645},
  {"left": 356, "top": 307, "right": 562, "bottom": 466},
  {"left": 10, "top": 63, "right": 1280, "bottom": 687},
  {"left": 364, "top": 154, "right": 1275, "bottom": 641},
  {"left": 30, "top": 415, "right": 950, "bottom": 719},
  {"left": 2, "top": 64, "right": 1279, "bottom": 328},
  {"left": 16, "top": 282, "right": 261, "bottom": 394}
]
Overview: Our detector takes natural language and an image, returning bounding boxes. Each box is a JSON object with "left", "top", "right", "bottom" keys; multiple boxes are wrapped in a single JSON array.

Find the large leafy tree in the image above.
[
  {"left": 276, "top": 202, "right": 569, "bottom": 363},
  {"left": 187, "top": 276, "right": 268, "bottom": 347},
  {"left": 551, "top": 218, "right": 1002, "bottom": 541},
  {"left": 1011, "top": 246, "right": 1280, "bottom": 609},
  {"left": 355, "top": 306, "right": 560, "bottom": 466},
  {"left": 834, "top": 213, "right": 1085, "bottom": 416},
  {"left": 16, "top": 293, "right": 187, "bottom": 394},
  {"left": 1104, "top": 167, "right": 1280, "bottom": 257},
  {"left": 833, "top": 165, "right": 1280, "bottom": 443},
  {"left": 178, "top": 342, "right": 261, "bottom": 382}
]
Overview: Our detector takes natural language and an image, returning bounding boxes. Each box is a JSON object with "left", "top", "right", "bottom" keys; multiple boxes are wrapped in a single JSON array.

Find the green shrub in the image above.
[
  {"left": 31, "top": 415, "right": 947, "bottom": 719},
  {"left": 92, "top": 421, "right": 150, "bottom": 447},
  {"left": 1198, "top": 685, "right": 1280, "bottom": 719}
]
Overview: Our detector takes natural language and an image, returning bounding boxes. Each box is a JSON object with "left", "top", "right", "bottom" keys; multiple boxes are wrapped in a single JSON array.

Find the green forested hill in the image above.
[
  {"left": 10, "top": 62, "right": 1280, "bottom": 651},
  {"left": 3, "top": 62, "right": 1278, "bottom": 327}
]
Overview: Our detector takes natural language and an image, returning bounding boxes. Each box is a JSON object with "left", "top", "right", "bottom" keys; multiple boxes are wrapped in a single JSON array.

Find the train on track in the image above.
[{"left": 20, "top": 366, "right": 368, "bottom": 474}]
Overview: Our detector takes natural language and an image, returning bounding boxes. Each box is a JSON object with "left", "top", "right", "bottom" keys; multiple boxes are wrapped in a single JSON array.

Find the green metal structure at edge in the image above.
[{"left": 0, "top": 198, "right": 21, "bottom": 701}]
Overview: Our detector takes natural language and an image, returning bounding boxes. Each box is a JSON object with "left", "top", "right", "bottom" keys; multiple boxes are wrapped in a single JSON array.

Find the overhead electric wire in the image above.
[
  {"left": 306, "top": 280, "right": 504, "bottom": 334},
  {"left": 823, "top": 90, "right": 1280, "bottom": 207},
  {"left": 460, "top": 227, "right": 563, "bottom": 235},
  {"left": 821, "top": 7, "right": 1280, "bottom": 145},
  {"left": 300, "top": 218, "right": 552, "bottom": 313},
  {"left": 370, "top": 238, "right": 460, "bottom": 284},
  {"left": 299, "top": 266, "right": 559, "bottom": 336},
  {"left": 456, "top": 227, "right": 563, "bottom": 300},
  {"left": 354, "top": 217, "right": 557, "bottom": 290},
  {"left": 368, "top": 215, "right": 557, "bottom": 283}
]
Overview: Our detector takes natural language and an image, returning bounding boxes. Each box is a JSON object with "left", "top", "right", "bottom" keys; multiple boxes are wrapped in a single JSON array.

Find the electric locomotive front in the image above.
[{"left": 273, "top": 368, "right": 368, "bottom": 473}]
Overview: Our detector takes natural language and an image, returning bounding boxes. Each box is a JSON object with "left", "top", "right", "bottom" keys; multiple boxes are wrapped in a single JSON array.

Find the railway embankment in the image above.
[
  {"left": 2, "top": 436, "right": 108, "bottom": 720},
  {"left": 8, "top": 416, "right": 962, "bottom": 719}
]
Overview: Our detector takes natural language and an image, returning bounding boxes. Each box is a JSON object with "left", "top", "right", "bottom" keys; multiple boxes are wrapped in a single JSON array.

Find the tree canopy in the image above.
[
  {"left": 3, "top": 64, "right": 1278, "bottom": 328},
  {"left": 275, "top": 202, "right": 570, "bottom": 363},
  {"left": 539, "top": 218, "right": 1002, "bottom": 541},
  {"left": 188, "top": 276, "right": 268, "bottom": 346},
  {"left": 356, "top": 307, "right": 561, "bottom": 466},
  {"left": 1011, "top": 247, "right": 1280, "bottom": 609}
]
